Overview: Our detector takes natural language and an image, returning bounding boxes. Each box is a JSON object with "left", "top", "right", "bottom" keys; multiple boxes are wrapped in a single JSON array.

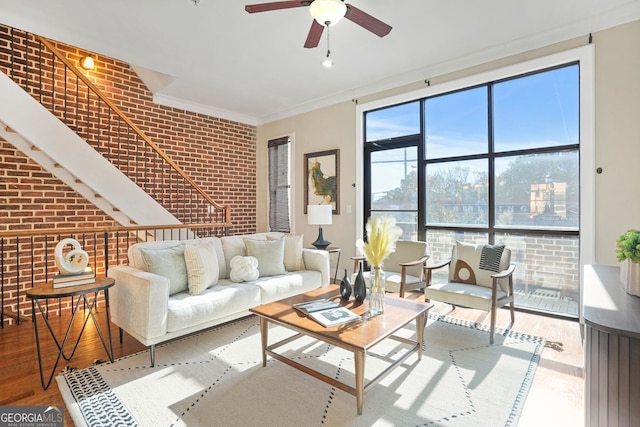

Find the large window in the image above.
[{"left": 363, "top": 63, "right": 581, "bottom": 317}]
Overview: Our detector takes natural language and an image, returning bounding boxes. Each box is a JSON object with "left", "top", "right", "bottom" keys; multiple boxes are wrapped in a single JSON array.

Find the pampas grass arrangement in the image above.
[{"left": 358, "top": 216, "right": 403, "bottom": 267}]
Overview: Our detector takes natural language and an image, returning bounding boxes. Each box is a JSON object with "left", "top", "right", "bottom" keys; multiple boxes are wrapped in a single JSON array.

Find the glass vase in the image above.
[{"left": 369, "top": 265, "right": 385, "bottom": 316}]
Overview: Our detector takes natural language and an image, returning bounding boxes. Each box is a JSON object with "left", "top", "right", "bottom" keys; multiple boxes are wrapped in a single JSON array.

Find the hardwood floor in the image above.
[{"left": 0, "top": 297, "right": 584, "bottom": 426}]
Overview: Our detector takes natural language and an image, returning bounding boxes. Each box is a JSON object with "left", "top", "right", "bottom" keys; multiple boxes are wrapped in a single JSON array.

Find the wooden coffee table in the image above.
[{"left": 250, "top": 286, "right": 432, "bottom": 415}]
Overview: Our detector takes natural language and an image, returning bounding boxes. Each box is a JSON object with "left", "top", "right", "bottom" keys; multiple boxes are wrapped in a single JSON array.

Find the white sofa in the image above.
[{"left": 107, "top": 232, "right": 330, "bottom": 365}]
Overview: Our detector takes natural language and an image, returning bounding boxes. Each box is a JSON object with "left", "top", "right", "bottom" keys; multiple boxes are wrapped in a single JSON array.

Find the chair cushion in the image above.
[{"left": 424, "top": 282, "right": 508, "bottom": 311}]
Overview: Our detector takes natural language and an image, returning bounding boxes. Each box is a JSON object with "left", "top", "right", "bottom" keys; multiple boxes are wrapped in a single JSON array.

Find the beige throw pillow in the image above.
[
  {"left": 267, "top": 234, "right": 305, "bottom": 271},
  {"left": 184, "top": 242, "right": 219, "bottom": 295},
  {"left": 244, "top": 238, "right": 287, "bottom": 277}
]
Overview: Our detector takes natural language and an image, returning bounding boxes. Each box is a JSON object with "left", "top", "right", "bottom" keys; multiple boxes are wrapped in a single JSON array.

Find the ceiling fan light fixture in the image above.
[
  {"left": 309, "top": 0, "right": 347, "bottom": 27},
  {"left": 321, "top": 56, "right": 335, "bottom": 68}
]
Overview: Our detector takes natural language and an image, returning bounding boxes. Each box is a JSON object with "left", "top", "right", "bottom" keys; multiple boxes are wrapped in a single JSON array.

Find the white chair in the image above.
[
  {"left": 352, "top": 240, "right": 429, "bottom": 298},
  {"left": 424, "top": 241, "right": 516, "bottom": 343}
]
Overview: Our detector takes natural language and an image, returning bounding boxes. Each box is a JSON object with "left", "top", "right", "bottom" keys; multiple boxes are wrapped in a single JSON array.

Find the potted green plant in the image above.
[{"left": 616, "top": 229, "right": 640, "bottom": 296}]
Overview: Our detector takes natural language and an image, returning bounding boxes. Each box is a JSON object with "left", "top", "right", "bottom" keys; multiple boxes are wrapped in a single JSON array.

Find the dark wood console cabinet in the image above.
[{"left": 583, "top": 264, "right": 640, "bottom": 427}]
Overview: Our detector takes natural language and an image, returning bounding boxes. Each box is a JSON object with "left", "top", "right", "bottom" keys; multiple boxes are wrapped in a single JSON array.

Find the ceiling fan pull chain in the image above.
[{"left": 326, "top": 23, "right": 331, "bottom": 58}]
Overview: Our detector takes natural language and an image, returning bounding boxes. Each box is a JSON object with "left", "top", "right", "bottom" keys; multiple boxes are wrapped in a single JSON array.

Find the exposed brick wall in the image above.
[
  {"left": 0, "top": 139, "right": 121, "bottom": 231},
  {"left": 0, "top": 24, "right": 257, "bottom": 234},
  {"left": 0, "top": 24, "right": 257, "bottom": 324}
]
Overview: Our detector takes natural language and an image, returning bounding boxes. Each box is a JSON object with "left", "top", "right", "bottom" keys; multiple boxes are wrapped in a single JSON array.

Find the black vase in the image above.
[
  {"left": 353, "top": 263, "right": 366, "bottom": 303},
  {"left": 340, "top": 268, "right": 352, "bottom": 300}
]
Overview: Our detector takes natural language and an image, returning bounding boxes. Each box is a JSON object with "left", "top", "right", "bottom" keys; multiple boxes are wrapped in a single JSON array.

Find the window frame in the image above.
[
  {"left": 356, "top": 46, "right": 595, "bottom": 317},
  {"left": 267, "top": 136, "right": 292, "bottom": 233}
]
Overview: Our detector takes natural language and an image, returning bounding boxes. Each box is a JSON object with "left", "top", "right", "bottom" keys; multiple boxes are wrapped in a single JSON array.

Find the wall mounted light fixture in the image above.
[{"left": 80, "top": 55, "right": 95, "bottom": 70}]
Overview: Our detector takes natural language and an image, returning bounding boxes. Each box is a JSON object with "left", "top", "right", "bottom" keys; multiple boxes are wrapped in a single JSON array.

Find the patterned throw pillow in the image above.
[
  {"left": 479, "top": 244, "right": 505, "bottom": 272},
  {"left": 452, "top": 241, "right": 507, "bottom": 288},
  {"left": 229, "top": 256, "right": 259, "bottom": 282}
]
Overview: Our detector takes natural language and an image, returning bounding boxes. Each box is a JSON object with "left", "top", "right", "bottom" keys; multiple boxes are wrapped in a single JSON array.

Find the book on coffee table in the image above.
[
  {"left": 308, "top": 306, "right": 361, "bottom": 327},
  {"left": 292, "top": 299, "right": 341, "bottom": 315}
]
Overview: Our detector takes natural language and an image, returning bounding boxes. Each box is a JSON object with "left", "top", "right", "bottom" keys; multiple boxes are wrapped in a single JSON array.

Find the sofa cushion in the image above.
[
  {"left": 166, "top": 283, "right": 262, "bottom": 332},
  {"left": 268, "top": 234, "right": 305, "bottom": 272},
  {"left": 139, "top": 245, "right": 188, "bottom": 295},
  {"left": 184, "top": 242, "right": 219, "bottom": 295},
  {"left": 244, "top": 238, "right": 287, "bottom": 277},
  {"left": 229, "top": 256, "right": 259, "bottom": 282},
  {"left": 250, "top": 270, "right": 323, "bottom": 304}
]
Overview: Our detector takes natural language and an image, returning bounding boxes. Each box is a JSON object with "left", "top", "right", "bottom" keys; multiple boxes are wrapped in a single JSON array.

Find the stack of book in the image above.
[
  {"left": 292, "top": 299, "right": 361, "bottom": 327},
  {"left": 52, "top": 271, "right": 96, "bottom": 288}
]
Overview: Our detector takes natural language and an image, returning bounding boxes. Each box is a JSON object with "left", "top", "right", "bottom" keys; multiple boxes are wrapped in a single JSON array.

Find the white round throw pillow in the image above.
[{"left": 229, "top": 256, "right": 259, "bottom": 282}]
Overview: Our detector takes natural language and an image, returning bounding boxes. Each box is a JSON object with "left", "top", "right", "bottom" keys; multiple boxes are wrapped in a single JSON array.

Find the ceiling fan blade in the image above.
[
  {"left": 304, "top": 20, "right": 324, "bottom": 48},
  {"left": 245, "top": 1, "right": 307, "bottom": 14},
  {"left": 344, "top": 4, "right": 392, "bottom": 37}
]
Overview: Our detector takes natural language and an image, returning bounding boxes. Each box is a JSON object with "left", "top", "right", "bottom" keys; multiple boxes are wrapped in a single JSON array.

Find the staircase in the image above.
[
  {"left": 0, "top": 26, "right": 229, "bottom": 229},
  {"left": 0, "top": 71, "right": 177, "bottom": 226}
]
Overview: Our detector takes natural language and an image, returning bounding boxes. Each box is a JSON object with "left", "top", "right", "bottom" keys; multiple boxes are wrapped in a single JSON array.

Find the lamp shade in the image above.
[
  {"left": 309, "top": 0, "right": 347, "bottom": 26},
  {"left": 307, "top": 204, "right": 332, "bottom": 225}
]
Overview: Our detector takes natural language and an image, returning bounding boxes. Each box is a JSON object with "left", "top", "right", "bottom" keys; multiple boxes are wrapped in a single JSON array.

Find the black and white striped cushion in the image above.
[{"left": 479, "top": 244, "right": 505, "bottom": 272}]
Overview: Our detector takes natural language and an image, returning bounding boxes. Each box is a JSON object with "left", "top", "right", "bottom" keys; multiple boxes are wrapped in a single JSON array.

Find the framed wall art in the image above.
[{"left": 304, "top": 149, "right": 339, "bottom": 214}]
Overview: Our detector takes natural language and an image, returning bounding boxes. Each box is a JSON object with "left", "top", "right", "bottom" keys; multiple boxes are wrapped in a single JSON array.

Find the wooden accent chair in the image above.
[
  {"left": 424, "top": 241, "right": 516, "bottom": 344},
  {"left": 352, "top": 240, "right": 430, "bottom": 298}
]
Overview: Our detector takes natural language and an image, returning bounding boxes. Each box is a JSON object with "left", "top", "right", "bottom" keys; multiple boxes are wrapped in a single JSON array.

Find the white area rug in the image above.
[{"left": 57, "top": 313, "right": 544, "bottom": 426}]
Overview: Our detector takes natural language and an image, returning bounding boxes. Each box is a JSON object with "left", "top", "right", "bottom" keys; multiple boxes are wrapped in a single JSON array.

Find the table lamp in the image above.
[{"left": 308, "top": 204, "right": 332, "bottom": 250}]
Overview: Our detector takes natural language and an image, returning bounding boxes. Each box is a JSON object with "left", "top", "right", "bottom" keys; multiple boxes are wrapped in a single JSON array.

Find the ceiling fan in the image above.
[{"left": 245, "top": 0, "right": 392, "bottom": 48}]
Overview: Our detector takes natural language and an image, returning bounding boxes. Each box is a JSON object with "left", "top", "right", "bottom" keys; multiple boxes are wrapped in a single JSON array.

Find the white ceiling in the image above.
[{"left": 1, "top": 0, "right": 639, "bottom": 125}]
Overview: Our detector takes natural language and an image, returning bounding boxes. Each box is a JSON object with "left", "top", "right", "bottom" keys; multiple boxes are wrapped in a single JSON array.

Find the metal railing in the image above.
[
  {"left": 0, "top": 223, "right": 229, "bottom": 326},
  {"left": 0, "top": 24, "right": 230, "bottom": 226}
]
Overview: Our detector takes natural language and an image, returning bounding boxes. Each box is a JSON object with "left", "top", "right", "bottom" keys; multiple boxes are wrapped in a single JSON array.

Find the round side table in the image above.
[{"left": 26, "top": 276, "right": 115, "bottom": 389}]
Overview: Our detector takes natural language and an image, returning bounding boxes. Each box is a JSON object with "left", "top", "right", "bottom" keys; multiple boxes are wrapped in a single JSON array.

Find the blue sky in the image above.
[{"left": 365, "top": 64, "right": 579, "bottom": 198}]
